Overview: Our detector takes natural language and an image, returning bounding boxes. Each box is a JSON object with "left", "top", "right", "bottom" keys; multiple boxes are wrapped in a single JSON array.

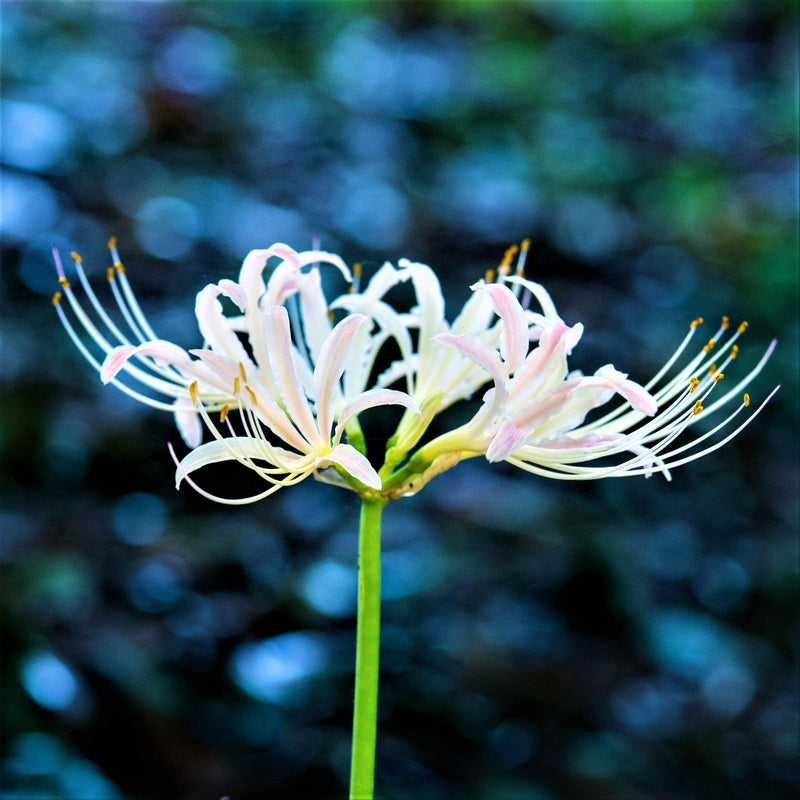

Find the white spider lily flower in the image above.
[
  {"left": 425, "top": 280, "right": 777, "bottom": 482},
  {"left": 53, "top": 240, "right": 352, "bottom": 447},
  {"left": 55, "top": 239, "right": 419, "bottom": 503},
  {"left": 170, "top": 307, "right": 419, "bottom": 505}
]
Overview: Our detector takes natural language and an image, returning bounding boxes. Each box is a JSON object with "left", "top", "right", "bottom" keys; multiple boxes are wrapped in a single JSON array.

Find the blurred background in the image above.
[{"left": 1, "top": 2, "right": 798, "bottom": 798}]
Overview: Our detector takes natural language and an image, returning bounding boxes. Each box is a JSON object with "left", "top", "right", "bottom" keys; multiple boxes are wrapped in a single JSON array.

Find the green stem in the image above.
[{"left": 349, "top": 497, "right": 386, "bottom": 800}]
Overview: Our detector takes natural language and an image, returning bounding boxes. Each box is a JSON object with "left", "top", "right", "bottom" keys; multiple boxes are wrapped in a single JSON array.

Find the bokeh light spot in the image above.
[
  {"left": 229, "top": 632, "right": 328, "bottom": 704},
  {"left": 21, "top": 651, "right": 79, "bottom": 711}
]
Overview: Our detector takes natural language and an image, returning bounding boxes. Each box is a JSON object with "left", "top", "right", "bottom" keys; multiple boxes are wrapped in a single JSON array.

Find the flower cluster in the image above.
[{"left": 53, "top": 240, "right": 777, "bottom": 503}]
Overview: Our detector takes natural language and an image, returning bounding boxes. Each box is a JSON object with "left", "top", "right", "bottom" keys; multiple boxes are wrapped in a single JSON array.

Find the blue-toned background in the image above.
[{"left": 1, "top": 2, "right": 798, "bottom": 799}]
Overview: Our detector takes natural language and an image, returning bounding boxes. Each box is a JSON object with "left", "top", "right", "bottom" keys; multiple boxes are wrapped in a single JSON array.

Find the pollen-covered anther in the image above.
[
  {"left": 499, "top": 244, "right": 518, "bottom": 275},
  {"left": 721, "top": 316, "right": 730, "bottom": 330},
  {"left": 238, "top": 362, "right": 247, "bottom": 381},
  {"left": 485, "top": 268, "right": 496, "bottom": 283},
  {"left": 58, "top": 276, "right": 71, "bottom": 289},
  {"left": 731, "top": 345, "right": 739, "bottom": 359},
  {"left": 189, "top": 381, "right": 199, "bottom": 405},
  {"left": 743, "top": 393, "right": 750, "bottom": 407},
  {"left": 738, "top": 321, "right": 749, "bottom": 334},
  {"left": 708, "top": 363, "right": 717, "bottom": 375},
  {"left": 689, "top": 376, "right": 700, "bottom": 393},
  {"left": 712, "top": 373, "right": 725, "bottom": 383},
  {"left": 233, "top": 376, "right": 241, "bottom": 395},
  {"left": 107, "top": 236, "right": 117, "bottom": 249},
  {"left": 113, "top": 262, "right": 125, "bottom": 275},
  {"left": 70, "top": 252, "right": 82, "bottom": 264},
  {"left": 52, "top": 291, "right": 62, "bottom": 306},
  {"left": 219, "top": 405, "right": 230, "bottom": 424},
  {"left": 106, "top": 267, "right": 115, "bottom": 282},
  {"left": 703, "top": 338, "right": 716, "bottom": 353},
  {"left": 691, "top": 317, "right": 704, "bottom": 329},
  {"left": 245, "top": 386, "right": 257, "bottom": 405},
  {"left": 692, "top": 399, "right": 704, "bottom": 416}
]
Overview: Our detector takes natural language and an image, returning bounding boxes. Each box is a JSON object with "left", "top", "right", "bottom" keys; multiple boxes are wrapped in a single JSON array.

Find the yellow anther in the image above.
[
  {"left": 737, "top": 321, "right": 749, "bottom": 334},
  {"left": 743, "top": 393, "right": 750, "bottom": 407},
  {"left": 521, "top": 238, "right": 531, "bottom": 252},
  {"left": 712, "top": 373, "right": 725, "bottom": 383},
  {"left": 58, "top": 276, "right": 71, "bottom": 289},
  {"left": 106, "top": 267, "right": 115, "bottom": 282},
  {"left": 703, "top": 338, "right": 716, "bottom": 353},
  {"left": 238, "top": 362, "right": 247, "bottom": 381},
  {"left": 246, "top": 386, "right": 257, "bottom": 405},
  {"left": 219, "top": 405, "right": 230, "bottom": 424},
  {"left": 52, "top": 291, "right": 62, "bottom": 306},
  {"left": 70, "top": 252, "right": 82, "bottom": 264},
  {"left": 689, "top": 376, "right": 700, "bottom": 393},
  {"left": 731, "top": 344, "right": 739, "bottom": 359},
  {"left": 500, "top": 244, "right": 518, "bottom": 269},
  {"left": 328, "top": 309, "right": 335, "bottom": 322},
  {"left": 108, "top": 236, "right": 117, "bottom": 249},
  {"left": 114, "top": 261, "right": 125, "bottom": 274},
  {"left": 485, "top": 268, "right": 496, "bottom": 283},
  {"left": 691, "top": 317, "right": 704, "bottom": 329},
  {"left": 189, "top": 381, "right": 199, "bottom": 405},
  {"left": 708, "top": 363, "right": 717, "bottom": 375},
  {"left": 721, "top": 316, "right": 730, "bottom": 330},
  {"left": 233, "top": 376, "right": 241, "bottom": 395},
  {"left": 693, "top": 400, "right": 704, "bottom": 416},
  {"left": 352, "top": 262, "right": 362, "bottom": 277}
]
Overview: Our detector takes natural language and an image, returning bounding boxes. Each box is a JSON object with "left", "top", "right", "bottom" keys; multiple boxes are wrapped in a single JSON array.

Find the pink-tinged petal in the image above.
[
  {"left": 237, "top": 248, "right": 273, "bottom": 304},
  {"left": 189, "top": 349, "right": 239, "bottom": 385},
  {"left": 217, "top": 279, "right": 247, "bottom": 311},
  {"left": 266, "top": 306, "right": 321, "bottom": 446},
  {"left": 509, "top": 377, "right": 611, "bottom": 434},
  {"left": 594, "top": 365, "right": 658, "bottom": 416},
  {"left": 292, "top": 248, "right": 351, "bottom": 280},
  {"left": 101, "top": 344, "right": 137, "bottom": 383},
  {"left": 476, "top": 283, "right": 528, "bottom": 372},
  {"left": 102, "top": 340, "right": 198, "bottom": 383},
  {"left": 102, "top": 339, "right": 230, "bottom": 394},
  {"left": 335, "top": 388, "right": 420, "bottom": 443},
  {"left": 264, "top": 260, "right": 304, "bottom": 306},
  {"left": 173, "top": 397, "right": 202, "bottom": 448},
  {"left": 313, "top": 314, "right": 370, "bottom": 437},
  {"left": 195, "top": 284, "right": 253, "bottom": 365},
  {"left": 324, "top": 443, "right": 382, "bottom": 489},
  {"left": 486, "top": 421, "right": 530, "bottom": 462},
  {"left": 507, "top": 320, "right": 583, "bottom": 401},
  {"left": 504, "top": 275, "right": 559, "bottom": 319},
  {"left": 434, "top": 332, "right": 506, "bottom": 386}
]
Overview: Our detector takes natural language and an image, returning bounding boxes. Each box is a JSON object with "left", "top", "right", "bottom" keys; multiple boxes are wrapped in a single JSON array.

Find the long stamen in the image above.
[
  {"left": 53, "top": 295, "right": 177, "bottom": 412},
  {"left": 53, "top": 249, "right": 195, "bottom": 397},
  {"left": 168, "top": 442, "right": 306, "bottom": 505},
  {"left": 109, "top": 238, "right": 161, "bottom": 342}
]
